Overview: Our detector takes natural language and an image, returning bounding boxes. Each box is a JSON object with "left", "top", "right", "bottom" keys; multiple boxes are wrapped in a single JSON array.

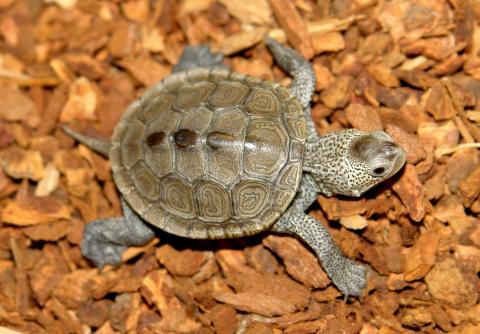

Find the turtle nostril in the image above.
[{"left": 383, "top": 142, "right": 399, "bottom": 159}]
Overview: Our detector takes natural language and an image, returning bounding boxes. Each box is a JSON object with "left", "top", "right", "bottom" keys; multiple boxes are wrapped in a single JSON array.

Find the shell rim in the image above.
[{"left": 109, "top": 67, "right": 307, "bottom": 239}]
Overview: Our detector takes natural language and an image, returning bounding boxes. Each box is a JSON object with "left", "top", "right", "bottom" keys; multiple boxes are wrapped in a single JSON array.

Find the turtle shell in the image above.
[{"left": 110, "top": 68, "right": 307, "bottom": 239}]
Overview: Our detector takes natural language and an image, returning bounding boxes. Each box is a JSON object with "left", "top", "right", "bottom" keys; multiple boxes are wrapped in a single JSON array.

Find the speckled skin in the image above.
[{"left": 67, "top": 39, "right": 406, "bottom": 298}]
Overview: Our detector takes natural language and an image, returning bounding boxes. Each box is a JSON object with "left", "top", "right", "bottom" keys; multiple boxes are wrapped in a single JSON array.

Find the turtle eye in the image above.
[{"left": 371, "top": 166, "right": 387, "bottom": 177}]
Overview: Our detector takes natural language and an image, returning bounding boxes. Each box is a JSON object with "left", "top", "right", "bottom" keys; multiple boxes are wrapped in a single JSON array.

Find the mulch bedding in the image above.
[{"left": 0, "top": 0, "right": 480, "bottom": 333}]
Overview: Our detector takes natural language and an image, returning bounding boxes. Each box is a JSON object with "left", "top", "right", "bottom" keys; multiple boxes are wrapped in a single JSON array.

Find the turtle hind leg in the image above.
[
  {"left": 81, "top": 198, "right": 155, "bottom": 268},
  {"left": 173, "top": 45, "right": 226, "bottom": 73}
]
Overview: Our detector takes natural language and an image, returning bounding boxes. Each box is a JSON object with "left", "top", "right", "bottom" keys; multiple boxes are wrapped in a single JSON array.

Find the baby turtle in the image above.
[{"left": 63, "top": 38, "right": 406, "bottom": 297}]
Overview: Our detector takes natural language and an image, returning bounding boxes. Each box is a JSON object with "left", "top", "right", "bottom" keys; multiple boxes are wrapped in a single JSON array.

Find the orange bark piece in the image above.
[
  {"left": 214, "top": 291, "right": 296, "bottom": 317},
  {"left": 392, "top": 164, "right": 426, "bottom": 222},
  {"left": 263, "top": 235, "right": 330, "bottom": 289},
  {"left": 268, "top": 0, "right": 314, "bottom": 59},
  {"left": 403, "top": 226, "right": 441, "bottom": 281},
  {"left": 2, "top": 197, "right": 71, "bottom": 226}
]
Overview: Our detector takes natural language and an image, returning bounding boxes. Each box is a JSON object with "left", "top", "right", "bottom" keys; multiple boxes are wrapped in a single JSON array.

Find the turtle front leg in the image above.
[
  {"left": 81, "top": 198, "right": 155, "bottom": 268},
  {"left": 270, "top": 174, "right": 366, "bottom": 297},
  {"left": 173, "top": 45, "right": 226, "bottom": 73},
  {"left": 265, "top": 37, "right": 317, "bottom": 139}
]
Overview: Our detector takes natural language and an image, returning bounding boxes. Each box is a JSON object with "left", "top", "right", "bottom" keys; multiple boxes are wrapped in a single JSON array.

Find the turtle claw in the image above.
[{"left": 328, "top": 257, "right": 367, "bottom": 298}]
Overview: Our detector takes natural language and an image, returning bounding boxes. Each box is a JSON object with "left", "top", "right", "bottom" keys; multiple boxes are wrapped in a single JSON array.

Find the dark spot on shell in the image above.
[
  {"left": 146, "top": 132, "right": 166, "bottom": 149},
  {"left": 174, "top": 129, "right": 197, "bottom": 149},
  {"left": 206, "top": 131, "right": 236, "bottom": 150}
]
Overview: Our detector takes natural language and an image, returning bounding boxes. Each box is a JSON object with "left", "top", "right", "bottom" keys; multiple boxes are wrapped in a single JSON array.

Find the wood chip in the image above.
[
  {"left": 403, "top": 223, "right": 441, "bottom": 281},
  {"left": 339, "top": 214, "right": 368, "bottom": 230},
  {"left": 268, "top": 0, "right": 314, "bottom": 59},
  {"left": 108, "top": 21, "right": 137, "bottom": 58},
  {"left": 0, "top": 147, "right": 44, "bottom": 181},
  {"left": 425, "top": 82, "right": 457, "bottom": 121},
  {"left": 35, "top": 163, "right": 60, "bottom": 197},
  {"left": 345, "top": 104, "right": 383, "bottom": 131},
  {"left": 2, "top": 196, "right": 71, "bottom": 226},
  {"left": 47, "top": 298, "right": 85, "bottom": 334},
  {"left": 425, "top": 258, "right": 478, "bottom": 309},
  {"left": 118, "top": 57, "right": 170, "bottom": 86},
  {"left": 367, "top": 63, "right": 400, "bottom": 88},
  {"left": 264, "top": 235, "right": 330, "bottom": 289},
  {"left": 60, "top": 77, "right": 98, "bottom": 122},
  {"left": 155, "top": 244, "right": 206, "bottom": 276},
  {"left": 311, "top": 31, "right": 345, "bottom": 55},
  {"left": 141, "top": 269, "right": 201, "bottom": 332},
  {"left": 320, "top": 75, "right": 355, "bottom": 109},
  {"left": 458, "top": 165, "right": 480, "bottom": 207},
  {"left": 110, "top": 293, "right": 141, "bottom": 333},
  {"left": 392, "top": 164, "right": 427, "bottom": 222},
  {"left": 219, "top": 0, "right": 272, "bottom": 25},
  {"left": 219, "top": 29, "right": 266, "bottom": 56},
  {"left": 214, "top": 291, "right": 296, "bottom": 317},
  {"left": 0, "top": 86, "right": 40, "bottom": 128}
]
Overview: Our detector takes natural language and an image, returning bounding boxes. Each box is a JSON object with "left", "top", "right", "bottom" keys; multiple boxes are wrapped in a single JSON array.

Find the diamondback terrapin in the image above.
[{"left": 62, "top": 38, "right": 406, "bottom": 297}]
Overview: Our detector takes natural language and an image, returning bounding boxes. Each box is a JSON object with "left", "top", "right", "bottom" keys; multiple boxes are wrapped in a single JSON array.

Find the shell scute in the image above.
[
  {"left": 258, "top": 207, "right": 279, "bottom": 223},
  {"left": 121, "top": 120, "right": 145, "bottom": 169},
  {"left": 186, "top": 68, "right": 211, "bottom": 82},
  {"left": 207, "top": 109, "right": 246, "bottom": 185},
  {"left": 113, "top": 167, "right": 134, "bottom": 191},
  {"left": 179, "top": 106, "right": 213, "bottom": 132},
  {"left": 232, "top": 180, "right": 271, "bottom": 218},
  {"left": 277, "top": 163, "right": 302, "bottom": 189},
  {"left": 210, "top": 81, "right": 250, "bottom": 108},
  {"left": 144, "top": 144, "right": 174, "bottom": 177},
  {"left": 285, "top": 99, "right": 303, "bottom": 117},
  {"left": 245, "top": 88, "right": 280, "bottom": 116},
  {"left": 195, "top": 180, "right": 231, "bottom": 221},
  {"left": 124, "top": 188, "right": 149, "bottom": 215},
  {"left": 243, "top": 119, "right": 288, "bottom": 179},
  {"left": 139, "top": 93, "right": 174, "bottom": 122},
  {"left": 143, "top": 206, "right": 167, "bottom": 228},
  {"left": 275, "top": 86, "right": 291, "bottom": 101},
  {"left": 174, "top": 82, "right": 216, "bottom": 111},
  {"left": 273, "top": 189, "right": 293, "bottom": 210},
  {"left": 131, "top": 162, "right": 160, "bottom": 201},
  {"left": 160, "top": 176, "right": 196, "bottom": 219},
  {"left": 147, "top": 108, "right": 180, "bottom": 134},
  {"left": 176, "top": 148, "right": 206, "bottom": 182},
  {"left": 285, "top": 117, "right": 308, "bottom": 141},
  {"left": 289, "top": 140, "right": 304, "bottom": 162}
]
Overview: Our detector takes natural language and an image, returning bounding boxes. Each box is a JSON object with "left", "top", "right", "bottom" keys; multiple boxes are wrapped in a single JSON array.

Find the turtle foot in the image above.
[
  {"left": 173, "top": 45, "right": 225, "bottom": 73},
  {"left": 326, "top": 256, "right": 367, "bottom": 298},
  {"left": 81, "top": 220, "right": 127, "bottom": 268}
]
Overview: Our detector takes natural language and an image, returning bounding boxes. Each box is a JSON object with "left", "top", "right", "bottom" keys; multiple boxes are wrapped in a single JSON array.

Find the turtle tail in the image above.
[{"left": 60, "top": 125, "right": 111, "bottom": 156}]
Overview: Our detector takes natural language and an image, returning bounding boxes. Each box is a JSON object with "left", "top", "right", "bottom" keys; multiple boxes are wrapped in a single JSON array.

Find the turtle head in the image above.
[{"left": 304, "top": 129, "right": 406, "bottom": 197}]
